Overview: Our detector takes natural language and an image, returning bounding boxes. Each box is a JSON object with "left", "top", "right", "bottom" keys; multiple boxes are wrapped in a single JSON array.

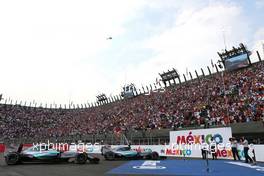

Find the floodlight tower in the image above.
[
  {"left": 121, "top": 83, "right": 137, "bottom": 99},
  {"left": 96, "top": 93, "right": 108, "bottom": 105},
  {"left": 159, "top": 68, "right": 180, "bottom": 87}
]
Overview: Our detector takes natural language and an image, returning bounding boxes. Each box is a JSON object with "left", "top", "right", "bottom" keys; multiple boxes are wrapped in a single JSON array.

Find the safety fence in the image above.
[
  {"left": 1, "top": 143, "right": 264, "bottom": 162},
  {"left": 1, "top": 127, "right": 264, "bottom": 162}
]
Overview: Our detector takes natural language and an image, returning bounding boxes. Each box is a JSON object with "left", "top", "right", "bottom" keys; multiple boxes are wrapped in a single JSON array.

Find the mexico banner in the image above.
[
  {"left": 166, "top": 127, "right": 239, "bottom": 159},
  {"left": 170, "top": 127, "right": 232, "bottom": 146},
  {"left": 131, "top": 127, "right": 260, "bottom": 161}
]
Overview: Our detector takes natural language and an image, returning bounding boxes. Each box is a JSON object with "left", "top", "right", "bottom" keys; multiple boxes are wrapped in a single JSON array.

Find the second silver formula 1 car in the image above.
[
  {"left": 101, "top": 145, "right": 166, "bottom": 161},
  {"left": 5, "top": 144, "right": 100, "bottom": 165}
]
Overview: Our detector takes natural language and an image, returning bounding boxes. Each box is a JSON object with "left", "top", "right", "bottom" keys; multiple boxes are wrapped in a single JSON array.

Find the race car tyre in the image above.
[
  {"left": 89, "top": 157, "right": 100, "bottom": 164},
  {"left": 151, "top": 151, "right": 159, "bottom": 160},
  {"left": 75, "top": 153, "right": 88, "bottom": 164},
  {"left": 104, "top": 152, "right": 115, "bottom": 161},
  {"left": 160, "top": 156, "right": 167, "bottom": 160},
  {"left": 145, "top": 154, "right": 152, "bottom": 160},
  {"left": 5, "top": 152, "right": 20, "bottom": 165}
]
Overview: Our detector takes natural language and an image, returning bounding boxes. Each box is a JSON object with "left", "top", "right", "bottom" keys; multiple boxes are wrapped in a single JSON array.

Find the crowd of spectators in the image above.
[{"left": 0, "top": 62, "right": 263, "bottom": 142}]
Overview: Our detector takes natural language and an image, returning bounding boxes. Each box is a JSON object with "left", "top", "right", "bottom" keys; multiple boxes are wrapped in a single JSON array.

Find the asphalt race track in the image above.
[
  {"left": 0, "top": 154, "right": 126, "bottom": 176},
  {"left": 1, "top": 154, "right": 264, "bottom": 176}
]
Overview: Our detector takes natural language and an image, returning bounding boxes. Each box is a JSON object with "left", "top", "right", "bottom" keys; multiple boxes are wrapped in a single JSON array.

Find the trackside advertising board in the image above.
[
  {"left": 131, "top": 127, "right": 264, "bottom": 161},
  {"left": 168, "top": 127, "right": 233, "bottom": 159},
  {"left": 131, "top": 144, "right": 264, "bottom": 162},
  {"left": 170, "top": 127, "right": 232, "bottom": 146},
  {"left": 131, "top": 127, "right": 261, "bottom": 161}
]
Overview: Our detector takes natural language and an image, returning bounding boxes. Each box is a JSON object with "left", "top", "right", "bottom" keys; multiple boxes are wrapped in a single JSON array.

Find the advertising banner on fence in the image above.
[
  {"left": 131, "top": 144, "right": 256, "bottom": 161},
  {"left": 130, "top": 127, "right": 259, "bottom": 161},
  {"left": 254, "top": 145, "right": 264, "bottom": 162},
  {"left": 63, "top": 127, "right": 263, "bottom": 162},
  {"left": 170, "top": 127, "right": 232, "bottom": 146},
  {"left": 167, "top": 127, "right": 234, "bottom": 159}
]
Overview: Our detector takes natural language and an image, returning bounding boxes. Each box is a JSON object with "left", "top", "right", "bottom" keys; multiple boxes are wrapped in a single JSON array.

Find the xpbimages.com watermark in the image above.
[
  {"left": 30, "top": 140, "right": 254, "bottom": 153},
  {"left": 166, "top": 142, "right": 233, "bottom": 152},
  {"left": 32, "top": 140, "right": 101, "bottom": 152}
]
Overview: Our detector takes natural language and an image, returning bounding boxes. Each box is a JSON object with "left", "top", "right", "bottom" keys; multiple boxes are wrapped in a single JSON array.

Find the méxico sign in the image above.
[
  {"left": 131, "top": 127, "right": 256, "bottom": 160},
  {"left": 170, "top": 127, "right": 232, "bottom": 145},
  {"left": 166, "top": 127, "right": 252, "bottom": 159}
]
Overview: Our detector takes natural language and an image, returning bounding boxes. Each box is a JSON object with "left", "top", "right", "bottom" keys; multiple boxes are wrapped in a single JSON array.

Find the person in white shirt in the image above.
[
  {"left": 230, "top": 137, "right": 240, "bottom": 160},
  {"left": 241, "top": 137, "right": 253, "bottom": 163},
  {"left": 210, "top": 138, "right": 217, "bottom": 160},
  {"left": 201, "top": 142, "right": 207, "bottom": 160}
]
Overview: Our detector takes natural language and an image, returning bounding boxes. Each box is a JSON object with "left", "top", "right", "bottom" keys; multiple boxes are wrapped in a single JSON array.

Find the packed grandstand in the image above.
[{"left": 0, "top": 60, "right": 263, "bottom": 143}]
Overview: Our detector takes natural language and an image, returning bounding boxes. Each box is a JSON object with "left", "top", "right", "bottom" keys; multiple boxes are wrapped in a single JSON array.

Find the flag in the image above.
[
  {"left": 186, "top": 68, "right": 189, "bottom": 78},
  {"left": 146, "top": 85, "right": 149, "bottom": 92},
  {"left": 155, "top": 78, "right": 159, "bottom": 85},
  {"left": 114, "top": 127, "right": 122, "bottom": 140},
  {"left": 142, "top": 86, "right": 145, "bottom": 92}
]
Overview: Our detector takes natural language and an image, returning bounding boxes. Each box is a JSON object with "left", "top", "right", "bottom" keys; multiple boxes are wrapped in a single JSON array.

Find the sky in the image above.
[{"left": 0, "top": 0, "right": 263, "bottom": 106}]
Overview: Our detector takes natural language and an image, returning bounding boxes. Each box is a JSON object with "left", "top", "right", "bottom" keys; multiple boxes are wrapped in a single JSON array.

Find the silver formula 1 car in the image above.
[
  {"left": 101, "top": 145, "right": 166, "bottom": 161},
  {"left": 4, "top": 144, "right": 100, "bottom": 165}
]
